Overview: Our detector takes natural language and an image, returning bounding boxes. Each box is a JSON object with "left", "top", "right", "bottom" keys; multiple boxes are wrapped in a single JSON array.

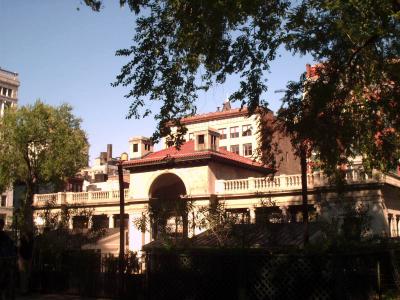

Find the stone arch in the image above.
[{"left": 148, "top": 173, "right": 188, "bottom": 239}]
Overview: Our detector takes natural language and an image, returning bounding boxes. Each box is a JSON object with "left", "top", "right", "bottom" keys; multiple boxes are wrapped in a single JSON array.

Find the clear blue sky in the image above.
[{"left": 0, "top": 0, "right": 312, "bottom": 164}]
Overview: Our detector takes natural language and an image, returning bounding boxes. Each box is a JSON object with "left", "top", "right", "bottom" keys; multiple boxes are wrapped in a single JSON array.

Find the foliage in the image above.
[
  {"left": 279, "top": 0, "right": 400, "bottom": 177},
  {"left": 133, "top": 198, "right": 195, "bottom": 242},
  {"left": 308, "top": 200, "right": 375, "bottom": 252},
  {"left": 0, "top": 100, "right": 88, "bottom": 234},
  {"left": 102, "top": 251, "right": 140, "bottom": 274},
  {"left": 35, "top": 199, "right": 104, "bottom": 255},
  {"left": 195, "top": 201, "right": 241, "bottom": 247},
  {"left": 82, "top": 0, "right": 400, "bottom": 177}
]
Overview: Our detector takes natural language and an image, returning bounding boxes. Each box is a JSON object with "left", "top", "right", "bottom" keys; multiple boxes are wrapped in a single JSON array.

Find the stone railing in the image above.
[
  {"left": 33, "top": 189, "right": 130, "bottom": 207},
  {"left": 215, "top": 169, "right": 377, "bottom": 194}
]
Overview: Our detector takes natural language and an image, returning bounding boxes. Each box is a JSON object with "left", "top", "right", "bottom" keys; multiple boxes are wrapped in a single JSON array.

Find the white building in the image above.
[
  {"left": 32, "top": 103, "right": 400, "bottom": 256},
  {"left": 0, "top": 67, "right": 19, "bottom": 227}
]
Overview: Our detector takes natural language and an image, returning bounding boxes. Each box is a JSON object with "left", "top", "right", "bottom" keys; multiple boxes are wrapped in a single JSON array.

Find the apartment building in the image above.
[{"left": 0, "top": 67, "right": 19, "bottom": 226}]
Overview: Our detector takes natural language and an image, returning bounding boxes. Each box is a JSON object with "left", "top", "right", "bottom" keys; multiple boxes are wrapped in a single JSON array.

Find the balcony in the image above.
[
  {"left": 215, "top": 169, "right": 383, "bottom": 194},
  {"left": 33, "top": 189, "right": 129, "bottom": 207}
]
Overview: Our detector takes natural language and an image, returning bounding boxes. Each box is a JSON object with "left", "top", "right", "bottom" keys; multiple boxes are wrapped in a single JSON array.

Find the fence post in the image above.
[{"left": 377, "top": 260, "right": 382, "bottom": 300}]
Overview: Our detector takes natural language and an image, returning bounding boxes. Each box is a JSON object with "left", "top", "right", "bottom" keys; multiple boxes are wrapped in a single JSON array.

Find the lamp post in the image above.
[{"left": 118, "top": 152, "right": 128, "bottom": 299}]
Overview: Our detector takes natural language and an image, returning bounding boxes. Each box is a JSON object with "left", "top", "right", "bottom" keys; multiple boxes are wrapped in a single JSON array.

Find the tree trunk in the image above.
[{"left": 300, "top": 144, "right": 309, "bottom": 245}]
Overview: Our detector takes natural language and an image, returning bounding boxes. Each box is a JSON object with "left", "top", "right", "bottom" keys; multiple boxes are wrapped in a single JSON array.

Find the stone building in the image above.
[
  {"left": 32, "top": 103, "right": 400, "bottom": 256},
  {"left": 0, "top": 67, "right": 19, "bottom": 227}
]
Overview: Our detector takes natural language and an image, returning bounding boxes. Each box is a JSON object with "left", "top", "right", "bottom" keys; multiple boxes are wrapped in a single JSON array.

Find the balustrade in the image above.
[
  {"left": 33, "top": 188, "right": 130, "bottom": 206},
  {"left": 215, "top": 169, "right": 377, "bottom": 194}
]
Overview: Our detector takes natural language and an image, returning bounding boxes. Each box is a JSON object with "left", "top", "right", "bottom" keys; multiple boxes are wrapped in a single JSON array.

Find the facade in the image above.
[
  {"left": 32, "top": 131, "right": 400, "bottom": 258},
  {"left": 0, "top": 67, "right": 19, "bottom": 227},
  {"left": 31, "top": 101, "right": 400, "bottom": 257},
  {"left": 165, "top": 101, "right": 300, "bottom": 175}
]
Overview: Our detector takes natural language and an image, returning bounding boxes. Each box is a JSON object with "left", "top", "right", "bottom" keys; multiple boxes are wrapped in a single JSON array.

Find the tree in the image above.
[
  {"left": 82, "top": 0, "right": 399, "bottom": 171},
  {"left": 0, "top": 101, "right": 88, "bottom": 236},
  {"left": 84, "top": 1, "right": 399, "bottom": 242}
]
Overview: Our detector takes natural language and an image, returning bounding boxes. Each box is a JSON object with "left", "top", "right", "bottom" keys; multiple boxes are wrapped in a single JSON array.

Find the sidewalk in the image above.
[{"left": 16, "top": 294, "right": 111, "bottom": 300}]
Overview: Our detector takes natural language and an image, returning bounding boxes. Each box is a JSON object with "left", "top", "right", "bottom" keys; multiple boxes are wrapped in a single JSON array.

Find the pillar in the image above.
[
  {"left": 108, "top": 214, "right": 114, "bottom": 228},
  {"left": 249, "top": 207, "right": 256, "bottom": 224},
  {"left": 68, "top": 217, "right": 73, "bottom": 230},
  {"left": 88, "top": 215, "right": 93, "bottom": 229}
]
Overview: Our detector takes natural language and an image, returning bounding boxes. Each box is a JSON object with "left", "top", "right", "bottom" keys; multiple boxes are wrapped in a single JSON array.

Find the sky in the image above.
[{"left": 0, "top": 0, "right": 313, "bottom": 164}]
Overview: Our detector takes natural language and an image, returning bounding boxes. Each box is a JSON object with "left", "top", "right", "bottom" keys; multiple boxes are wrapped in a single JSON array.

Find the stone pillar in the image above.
[
  {"left": 108, "top": 214, "right": 114, "bottom": 228},
  {"left": 397, "top": 216, "right": 400, "bottom": 238},
  {"left": 68, "top": 218, "right": 73, "bottom": 230},
  {"left": 88, "top": 216, "right": 93, "bottom": 229},
  {"left": 279, "top": 205, "right": 289, "bottom": 222},
  {"left": 388, "top": 214, "right": 393, "bottom": 237},
  {"left": 0, "top": 101, "right": 4, "bottom": 117},
  {"left": 249, "top": 207, "right": 256, "bottom": 224}
]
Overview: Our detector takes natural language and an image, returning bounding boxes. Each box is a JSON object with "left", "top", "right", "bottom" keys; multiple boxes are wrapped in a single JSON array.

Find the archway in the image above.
[{"left": 148, "top": 173, "right": 188, "bottom": 239}]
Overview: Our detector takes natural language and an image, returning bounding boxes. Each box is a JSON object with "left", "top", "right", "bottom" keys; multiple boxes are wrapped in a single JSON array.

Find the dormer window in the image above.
[{"left": 198, "top": 135, "right": 205, "bottom": 144}]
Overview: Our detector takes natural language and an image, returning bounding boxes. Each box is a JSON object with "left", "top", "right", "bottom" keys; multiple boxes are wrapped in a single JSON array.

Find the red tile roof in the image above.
[
  {"left": 123, "top": 140, "right": 272, "bottom": 173},
  {"left": 180, "top": 108, "right": 249, "bottom": 125}
]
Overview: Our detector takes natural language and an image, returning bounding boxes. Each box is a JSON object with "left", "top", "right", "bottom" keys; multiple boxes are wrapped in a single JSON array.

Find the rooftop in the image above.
[
  {"left": 123, "top": 140, "right": 271, "bottom": 173},
  {"left": 180, "top": 107, "right": 249, "bottom": 125},
  {"left": 0, "top": 67, "right": 19, "bottom": 80}
]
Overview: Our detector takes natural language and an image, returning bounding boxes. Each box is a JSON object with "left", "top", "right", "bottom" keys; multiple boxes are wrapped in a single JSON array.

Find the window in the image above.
[
  {"left": 198, "top": 134, "right": 205, "bottom": 144},
  {"left": 211, "top": 135, "right": 217, "bottom": 146},
  {"left": 114, "top": 214, "right": 129, "bottom": 228},
  {"left": 242, "top": 124, "right": 252, "bottom": 136},
  {"left": 226, "top": 209, "right": 250, "bottom": 224},
  {"left": 218, "top": 128, "right": 227, "bottom": 140},
  {"left": 189, "top": 133, "right": 194, "bottom": 140},
  {"left": 144, "top": 143, "right": 150, "bottom": 151},
  {"left": 230, "top": 126, "right": 239, "bottom": 138},
  {"left": 220, "top": 146, "right": 227, "bottom": 151},
  {"left": 243, "top": 143, "right": 252, "bottom": 156},
  {"left": 73, "top": 216, "right": 89, "bottom": 229},
  {"left": 133, "top": 143, "right": 138, "bottom": 152},
  {"left": 230, "top": 144, "right": 239, "bottom": 155},
  {"left": 1, "top": 195, "right": 6, "bottom": 207},
  {"left": 7, "top": 89, "right": 12, "bottom": 98}
]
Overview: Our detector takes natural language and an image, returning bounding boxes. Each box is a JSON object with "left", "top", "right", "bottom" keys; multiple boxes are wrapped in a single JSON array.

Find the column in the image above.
[
  {"left": 68, "top": 217, "right": 73, "bottom": 230},
  {"left": 0, "top": 101, "right": 4, "bottom": 117},
  {"left": 88, "top": 216, "right": 93, "bottom": 229},
  {"left": 249, "top": 207, "right": 256, "bottom": 224},
  {"left": 108, "top": 214, "right": 114, "bottom": 228},
  {"left": 128, "top": 213, "right": 144, "bottom": 252},
  {"left": 388, "top": 214, "right": 393, "bottom": 237},
  {"left": 279, "top": 205, "right": 289, "bottom": 223}
]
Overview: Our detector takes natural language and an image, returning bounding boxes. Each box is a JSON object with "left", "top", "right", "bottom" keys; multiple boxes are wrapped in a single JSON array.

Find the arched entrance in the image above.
[{"left": 149, "top": 173, "right": 188, "bottom": 240}]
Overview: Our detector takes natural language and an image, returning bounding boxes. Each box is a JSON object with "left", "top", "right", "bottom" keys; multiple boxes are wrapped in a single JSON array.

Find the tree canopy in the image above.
[
  {"left": 0, "top": 101, "right": 88, "bottom": 233},
  {"left": 84, "top": 0, "right": 400, "bottom": 173}
]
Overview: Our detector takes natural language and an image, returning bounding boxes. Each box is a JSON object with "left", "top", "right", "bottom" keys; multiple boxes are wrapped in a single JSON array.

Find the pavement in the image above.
[{"left": 15, "top": 294, "right": 111, "bottom": 300}]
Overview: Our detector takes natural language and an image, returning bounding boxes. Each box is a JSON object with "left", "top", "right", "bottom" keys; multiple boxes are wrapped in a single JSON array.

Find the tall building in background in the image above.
[
  {"left": 0, "top": 67, "right": 19, "bottom": 226},
  {"left": 0, "top": 67, "right": 19, "bottom": 117}
]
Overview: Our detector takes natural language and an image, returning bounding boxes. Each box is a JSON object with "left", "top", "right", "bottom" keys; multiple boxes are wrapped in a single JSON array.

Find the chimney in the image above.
[
  {"left": 129, "top": 136, "right": 154, "bottom": 159},
  {"left": 216, "top": 106, "right": 220, "bottom": 112},
  {"left": 99, "top": 152, "right": 107, "bottom": 165},
  {"left": 107, "top": 144, "right": 112, "bottom": 161},
  {"left": 222, "top": 99, "right": 231, "bottom": 111}
]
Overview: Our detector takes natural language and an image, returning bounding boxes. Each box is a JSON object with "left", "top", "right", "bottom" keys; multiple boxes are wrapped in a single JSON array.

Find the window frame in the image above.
[
  {"left": 243, "top": 143, "right": 252, "bottom": 156},
  {"left": 230, "top": 126, "right": 239, "bottom": 138}
]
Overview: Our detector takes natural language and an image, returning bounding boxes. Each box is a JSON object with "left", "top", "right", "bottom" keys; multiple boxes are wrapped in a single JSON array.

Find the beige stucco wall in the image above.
[{"left": 129, "top": 165, "right": 211, "bottom": 199}]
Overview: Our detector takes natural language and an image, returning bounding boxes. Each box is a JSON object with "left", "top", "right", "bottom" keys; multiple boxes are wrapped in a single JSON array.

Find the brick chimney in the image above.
[
  {"left": 106, "top": 144, "right": 112, "bottom": 161},
  {"left": 222, "top": 99, "right": 231, "bottom": 111}
]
